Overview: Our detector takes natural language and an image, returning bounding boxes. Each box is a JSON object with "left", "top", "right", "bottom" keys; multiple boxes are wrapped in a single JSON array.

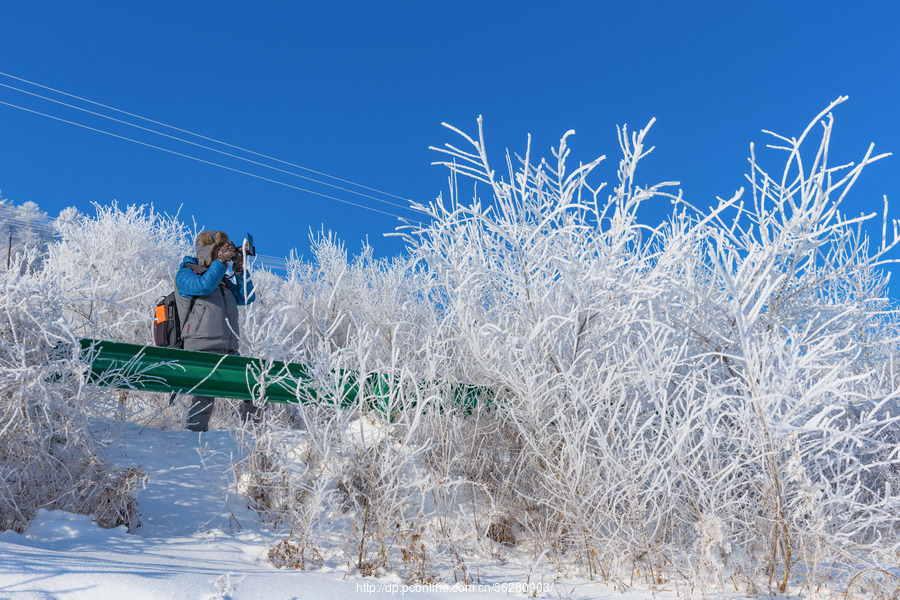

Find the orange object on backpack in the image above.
[{"left": 155, "top": 304, "right": 167, "bottom": 325}]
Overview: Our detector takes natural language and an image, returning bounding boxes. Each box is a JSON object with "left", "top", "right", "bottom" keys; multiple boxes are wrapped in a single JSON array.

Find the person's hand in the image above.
[
  {"left": 232, "top": 249, "right": 244, "bottom": 274},
  {"left": 217, "top": 241, "right": 238, "bottom": 263}
]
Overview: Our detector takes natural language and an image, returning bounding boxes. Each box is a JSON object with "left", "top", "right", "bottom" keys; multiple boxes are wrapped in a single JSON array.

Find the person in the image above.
[{"left": 175, "top": 230, "right": 258, "bottom": 432}]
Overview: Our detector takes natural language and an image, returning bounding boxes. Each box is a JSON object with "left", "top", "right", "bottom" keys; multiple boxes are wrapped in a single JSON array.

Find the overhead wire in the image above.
[
  {"left": 4, "top": 189, "right": 297, "bottom": 270},
  {"left": 255, "top": 253, "right": 289, "bottom": 263},
  {"left": 4, "top": 188, "right": 295, "bottom": 270},
  {"left": 0, "top": 71, "right": 429, "bottom": 270},
  {"left": 0, "top": 99, "right": 410, "bottom": 220},
  {"left": 0, "top": 71, "right": 413, "bottom": 203},
  {"left": 1, "top": 209, "right": 293, "bottom": 271},
  {"left": 0, "top": 81, "right": 418, "bottom": 215},
  {"left": 0, "top": 211, "right": 61, "bottom": 236}
]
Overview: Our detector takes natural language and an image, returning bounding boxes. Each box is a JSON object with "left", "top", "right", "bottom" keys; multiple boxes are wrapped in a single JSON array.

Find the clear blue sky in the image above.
[{"left": 1, "top": 1, "right": 899, "bottom": 275}]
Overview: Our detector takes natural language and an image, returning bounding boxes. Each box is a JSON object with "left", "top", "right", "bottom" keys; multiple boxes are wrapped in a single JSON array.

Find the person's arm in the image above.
[{"left": 176, "top": 260, "right": 228, "bottom": 297}]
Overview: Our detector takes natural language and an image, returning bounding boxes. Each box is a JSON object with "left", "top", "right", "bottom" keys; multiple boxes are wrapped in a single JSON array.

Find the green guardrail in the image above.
[{"left": 79, "top": 338, "right": 493, "bottom": 411}]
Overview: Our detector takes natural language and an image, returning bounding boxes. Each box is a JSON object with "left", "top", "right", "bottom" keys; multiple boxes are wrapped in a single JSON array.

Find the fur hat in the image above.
[{"left": 195, "top": 230, "right": 230, "bottom": 267}]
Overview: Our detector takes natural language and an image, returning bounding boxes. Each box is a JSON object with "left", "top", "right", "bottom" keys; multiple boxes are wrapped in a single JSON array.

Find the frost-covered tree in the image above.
[
  {"left": 0, "top": 196, "right": 60, "bottom": 269},
  {"left": 45, "top": 202, "right": 191, "bottom": 343}
]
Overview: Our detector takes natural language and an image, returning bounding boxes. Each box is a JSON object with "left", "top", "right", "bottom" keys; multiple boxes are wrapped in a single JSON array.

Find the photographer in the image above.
[{"left": 174, "top": 230, "right": 257, "bottom": 432}]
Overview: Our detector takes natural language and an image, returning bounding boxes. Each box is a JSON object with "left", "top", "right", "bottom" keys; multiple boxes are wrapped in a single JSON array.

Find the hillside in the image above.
[{"left": 0, "top": 422, "right": 584, "bottom": 599}]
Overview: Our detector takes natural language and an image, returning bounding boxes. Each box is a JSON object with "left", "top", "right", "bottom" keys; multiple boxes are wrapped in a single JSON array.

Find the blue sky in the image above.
[{"left": 1, "top": 1, "right": 899, "bottom": 277}]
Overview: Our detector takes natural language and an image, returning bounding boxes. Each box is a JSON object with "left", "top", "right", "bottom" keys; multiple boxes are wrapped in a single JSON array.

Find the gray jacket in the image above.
[{"left": 174, "top": 256, "right": 254, "bottom": 353}]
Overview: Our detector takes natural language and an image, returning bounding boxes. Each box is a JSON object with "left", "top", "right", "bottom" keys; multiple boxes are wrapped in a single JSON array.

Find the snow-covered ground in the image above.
[{"left": 0, "top": 423, "right": 638, "bottom": 600}]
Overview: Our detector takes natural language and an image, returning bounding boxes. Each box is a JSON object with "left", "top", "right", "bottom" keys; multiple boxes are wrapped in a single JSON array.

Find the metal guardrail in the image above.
[{"left": 79, "top": 338, "right": 492, "bottom": 412}]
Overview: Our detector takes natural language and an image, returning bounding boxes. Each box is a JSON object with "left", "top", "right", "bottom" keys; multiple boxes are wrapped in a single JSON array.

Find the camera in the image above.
[{"left": 243, "top": 233, "right": 256, "bottom": 256}]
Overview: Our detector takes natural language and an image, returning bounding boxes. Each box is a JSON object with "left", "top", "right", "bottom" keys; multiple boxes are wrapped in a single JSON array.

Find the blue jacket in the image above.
[
  {"left": 175, "top": 256, "right": 255, "bottom": 304},
  {"left": 174, "top": 256, "right": 255, "bottom": 353}
]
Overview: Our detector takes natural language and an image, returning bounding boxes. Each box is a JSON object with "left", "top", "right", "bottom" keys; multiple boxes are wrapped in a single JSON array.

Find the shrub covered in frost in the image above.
[
  {"left": 0, "top": 203, "right": 185, "bottom": 533},
  {"left": 392, "top": 98, "right": 900, "bottom": 592},
  {"left": 45, "top": 202, "right": 191, "bottom": 344},
  {"left": 0, "top": 251, "right": 144, "bottom": 532},
  {"left": 249, "top": 99, "right": 900, "bottom": 593}
]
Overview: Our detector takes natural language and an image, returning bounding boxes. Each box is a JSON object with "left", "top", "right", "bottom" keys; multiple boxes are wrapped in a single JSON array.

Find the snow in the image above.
[{"left": 0, "top": 423, "right": 639, "bottom": 600}]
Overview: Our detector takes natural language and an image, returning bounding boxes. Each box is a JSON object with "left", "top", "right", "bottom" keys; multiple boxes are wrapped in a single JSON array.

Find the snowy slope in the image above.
[{"left": 0, "top": 423, "right": 633, "bottom": 600}]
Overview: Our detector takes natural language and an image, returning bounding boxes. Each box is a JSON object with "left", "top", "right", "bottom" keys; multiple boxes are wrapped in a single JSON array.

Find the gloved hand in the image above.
[
  {"left": 232, "top": 248, "right": 244, "bottom": 274},
  {"left": 216, "top": 241, "right": 238, "bottom": 263}
]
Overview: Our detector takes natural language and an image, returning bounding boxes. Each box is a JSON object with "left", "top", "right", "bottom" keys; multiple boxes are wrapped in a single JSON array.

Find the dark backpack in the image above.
[{"left": 153, "top": 292, "right": 196, "bottom": 348}]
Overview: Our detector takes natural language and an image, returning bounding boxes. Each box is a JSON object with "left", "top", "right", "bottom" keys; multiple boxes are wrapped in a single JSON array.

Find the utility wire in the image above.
[
  {"left": 0, "top": 212, "right": 60, "bottom": 235},
  {"left": 0, "top": 71, "right": 413, "bottom": 203},
  {"left": 0, "top": 72, "right": 426, "bottom": 270},
  {"left": 256, "top": 253, "right": 288, "bottom": 264},
  {"left": 0, "top": 81, "right": 418, "bottom": 215},
  {"left": 1, "top": 208, "right": 288, "bottom": 262},
  {"left": 0, "top": 99, "right": 410, "bottom": 220},
  {"left": 2, "top": 211, "right": 292, "bottom": 271}
]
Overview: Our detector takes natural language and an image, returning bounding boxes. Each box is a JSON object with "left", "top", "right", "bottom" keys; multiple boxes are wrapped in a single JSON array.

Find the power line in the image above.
[
  {"left": 0, "top": 71, "right": 413, "bottom": 203},
  {"left": 0, "top": 99, "right": 411, "bottom": 220},
  {"left": 0, "top": 212, "right": 60, "bottom": 235},
  {"left": 0, "top": 72, "right": 429, "bottom": 272},
  {"left": 2, "top": 209, "right": 294, "bottom": 272},
  {"left": 255, "top": 253, "right": 288, "bottom": 264},
  {"left": 2, "top": 202, "right": 295, "bottom": 263},
  {"left": 0, "top": 81, "right": 418, "bottom": 215},
  {"left": 253, "top": 258, "right": 288, "bottom": 271}
]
